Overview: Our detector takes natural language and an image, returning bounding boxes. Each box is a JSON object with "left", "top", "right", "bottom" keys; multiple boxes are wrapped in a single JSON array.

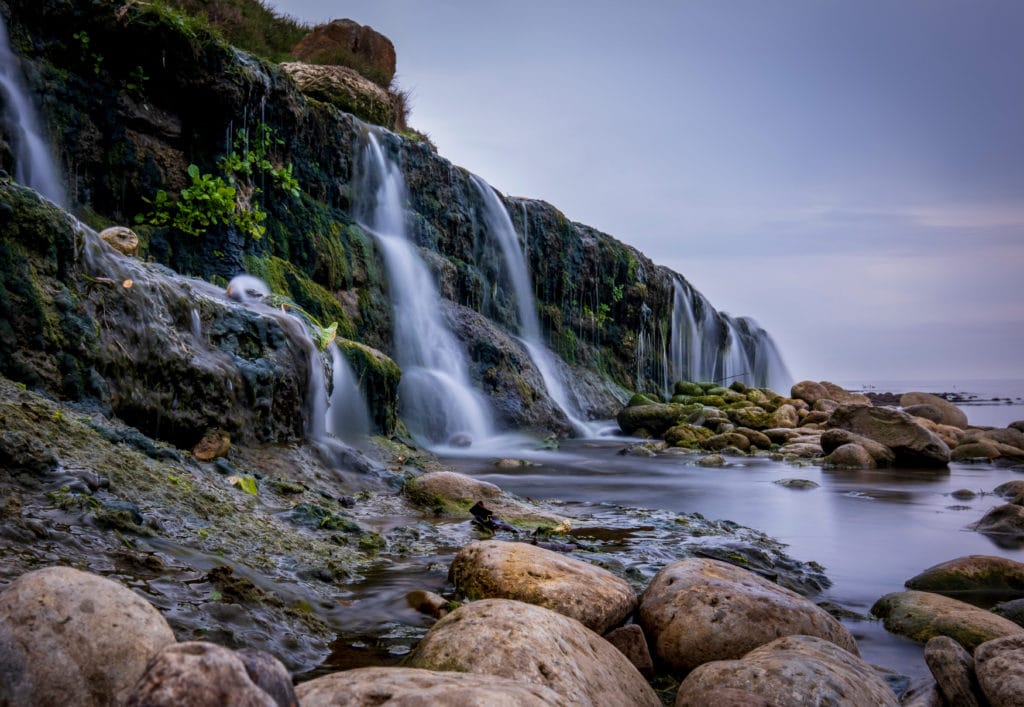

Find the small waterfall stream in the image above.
[
  {"left": 470, "top": 175, "right": 600, "bottom": 437},
  {"left": 0, "top": 15, "right": 65, "bottom": 205},
  {"left": 357, "top": 130, "right": 493, "bottom": 448}
]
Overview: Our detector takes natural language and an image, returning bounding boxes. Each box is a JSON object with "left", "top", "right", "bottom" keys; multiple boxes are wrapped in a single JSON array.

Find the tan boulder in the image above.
[
  {"left": 975, "top": 634, "right": 1024, "bottom": 707},
  {"left": 923, "top": 636, "right": 983, "bottom": 707},
  {"left": 296, "top": 667, "right": 564, "bottom": 706},
  {"left": 901, "top": 392, "right": 969, "bottom": 429},
  {"left": 603, "top": 624, "right": 654, "bottom": 678},
  {"left": 407, "top": 599, "right": 660, "bottom": 707},
  {"left": 290, "top": 18, "right": 396, "bottom": 87},
  {"left": 872, "top": 590, "right": 1024, "bottom": 651},
  {"left": 637, "top": 558, "right": 857, "bottom": 673},
  {"left": 192, "top": 428, "right": 230, "bottom": 461},
  {"left": 829, "top": 404, "right": 950, "bottom": 467},
  {"left": 98, "top": 226, "right": 139, "bottom": 256},
  {"left": 824, "top": 442, "right": 876, "bottom": 469},
  {"left": 675, "top": 635, "right": 898, "bottom": 707},
  {"left": 906, "top": 555, "right": 1024, "bottom": 596},
  {"left": 281, "top": 62, "right": 395, "bottom": 127},
  {"left": 821, "top": 381, "right": 871, "bottom": 405},
  {"left": 820, "top": 428, "right": 895, "bottom": 465},
  {"left": 449, "top": 540, "right": 635, "bottom": 634},
  {"left": 791, "top": 380, "right": 830, "bottom": 405},
  {"left": 403, "top": 471, "right": 565, "bottom": 527},
  {"left": 771, "top": 403, "right": 800, "bottom": 428}
]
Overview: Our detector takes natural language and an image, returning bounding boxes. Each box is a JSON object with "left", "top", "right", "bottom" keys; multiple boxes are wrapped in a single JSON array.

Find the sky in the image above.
[{"left": 269, "top": 0, "right": 1024, "bottom": 384}]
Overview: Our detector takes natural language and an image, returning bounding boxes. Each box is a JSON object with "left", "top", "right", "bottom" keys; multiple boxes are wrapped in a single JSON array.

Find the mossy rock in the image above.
[
  {"left": 728, "top": 407, "right": 776, "bottom": 430},
  {"left": 729, "top": 381, "right": 748, "bottom": 393},
  {"left": 242, "top": 254, "right": 355, "bottom": 339},
  {"left": 872, "top": 590, "right": 1023, "bottom": 651},
  {"left": 906, "top": 556, "right": 1024, "bottom": 596},
  {"left": 697, "top": 382, "right": 718, "bottom": 392},
  {"left": 336, "top": 338, "right": 400, "bottom": 435},
  {"left": 628, "top": 393, "right": 659, "bottom": 407},
  {"left": 674, "top": 381, "right": 704, "bottom": 397},
  {"left": 694, "top": 395, "right": 727, "bottom": 408},
  {"left": 617, "top": 403, "right": 692, "bottom": 437},
  {"left": 665, "top": 424, "right": 714, "bottom": 448},
  {"left": 670, "top": 395, "right": 695, "bottom": 405},
  {"left": 706, "top": 386, "right": 731, "bottom": 397}
]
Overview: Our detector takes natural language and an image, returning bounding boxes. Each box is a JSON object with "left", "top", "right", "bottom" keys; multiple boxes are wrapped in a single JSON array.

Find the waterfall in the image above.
[
  {"left": 470, "top": 175, "right": 600, "bottom": 437},
  {"left": 0, "top": 16, "right": 65, "bottom": 206},
  {"left": 357, "top": 130, "right": 493, "bottom": 448},
  {"left": 667, "top": 277, "right": 791, "bottom": 392},
  {"left": 326, "top": 343, "right": 371, "bottom": 444}
]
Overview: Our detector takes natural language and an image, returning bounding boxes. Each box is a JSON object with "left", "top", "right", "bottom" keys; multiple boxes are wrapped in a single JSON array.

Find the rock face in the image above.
[
  {"left": 296, "top": 667, "right": 564, "bottom": 706},
  {"left": 124, "top": 642, "right": 282, "bottom": 707},
  {"left": 975, "top": 634, "right": 1024, "bottom": 707},
  {"left": 901, "top": 392, "right": 969, "bottom": 429},
  {"left": 828, "top": 404, "right": 951, "bottom": 467},
  {"left": 407, "top": 599, "right": 660, "bottom": 707},
  {"left": 449, "top": 540, "right": 636, "bottom": 634},
  {"left": 291, "top": 18, "right": 397, "bottom": 87},
  {"left": 281, "top": 62, "right": 395, "bottom": 128},
  {"left": 923, "top": 635, "right": 982, "bottom": 707},
  {"left": 0, "top": 566, "right": 176, "bottom": 706},
  {"left": 906, "top": 555, "right": 1024, "bottom": 596},
  {"left": 637, "top": 558, "right": 858, "bottom": 672},
  {"left": 872, "top": 590, "right": 1024, "bottom": 651},
  {"left": 675, "top": 635, "right": 898, "bottom": 707}
]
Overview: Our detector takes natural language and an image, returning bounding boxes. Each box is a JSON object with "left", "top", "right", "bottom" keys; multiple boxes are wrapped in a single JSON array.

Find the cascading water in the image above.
[
  {"left": 0, "top": 15, "right": 65, "bottom": 205},
  {"left": 326, "top": 343, "right": 371, "bottom": 444},
  {"left": 666, "top": 277, "right": 791, "bottom": 392},
  {"left": 470, "top": 174, "right": 599, "bottom": 437},
  {"left": 357, "top": 130, "right": 493, "bottom": 447}
]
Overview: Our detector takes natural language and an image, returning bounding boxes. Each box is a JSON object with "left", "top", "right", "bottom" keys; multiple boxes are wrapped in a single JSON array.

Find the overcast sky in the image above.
[{"left": 270, "top": 0, "right": 1024, "bottom": 384}]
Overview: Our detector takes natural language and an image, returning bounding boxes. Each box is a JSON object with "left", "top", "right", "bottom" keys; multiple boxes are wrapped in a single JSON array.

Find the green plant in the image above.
[
  {"left": 72, "top": 31, "right": 103, "bottom": 76},
  {"left": 126, "top": 65, "right": 149, "bottom": 95}
]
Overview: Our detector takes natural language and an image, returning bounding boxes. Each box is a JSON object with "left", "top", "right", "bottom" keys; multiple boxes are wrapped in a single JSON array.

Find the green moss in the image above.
[
  {"left": 335, "top": 338, "right": 400, "bottom": 435},
  {"left": 243, "top": 254, "right": 354, "bottom": 339}
]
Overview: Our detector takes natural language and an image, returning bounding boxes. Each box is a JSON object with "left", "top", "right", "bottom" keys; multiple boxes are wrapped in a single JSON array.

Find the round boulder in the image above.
[
  {"left": 449, "top": 540, "right": 636, "bottom": 634},
  {"left": 290, "top": 18, "right": 396, "bottom": 87},
  {"left": 901, "top": 392, "right": 969, "bottom": 429},
  {"left": 824, "top": 442, "right": 876, "bottom": 469},
  {"left": 403, "top": 471, "right": 564, "bottom": 527},
  {"left": 407, "top": 599, "right": 660, "bottom": 707},
  {"left": 872, "top": 590, "right": 1024, "bottom": 651},
  {"left": 975, "top": 634, "right": 1024, "bottom": 707},
  {"left": 675, "top": 635, "right": 898, "bottom": 707},
  {"left": 906, "top": 555, "right": 1024, "bottom": 597},
  {"left": 98, "top": 226, "right": 140, "bottom": 256},
  {"left": 828, "top": 404, "right": 950, "bottom": 467},
  {"left": 994, "top": 481, "right": 1024, "bottom": 505},
  {"left": 637, "top": 558, "right": 858, "bottom": 673},
  {"left": 952, "top": 441, "right": 1002, "bottom": 461},
  {"left": 0, "top": 566, "right": 176, "bottom": 706},
  {"left": 974, "top": 504, "right": 1024, "bottom": 539},
  {"left": 124, "top": 642, "right": 279, "bottom": 706},
  {"left": 791, "top": 380, "right": 831, "bottom": 405},
  {"left": 616, "top": 403, "right": 690, "bottom": 437},
  {"left": 296, "top": 667, "right": 563, "bottom": 706}
]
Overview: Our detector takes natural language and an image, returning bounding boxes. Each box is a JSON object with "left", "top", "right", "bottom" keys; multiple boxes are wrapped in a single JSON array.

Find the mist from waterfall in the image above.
[
  {"left": 357, "top": 130, "right": 493, "bottom": 447},
  {"left": 0, "top": 15, "right": 65, "bottom": 206}
]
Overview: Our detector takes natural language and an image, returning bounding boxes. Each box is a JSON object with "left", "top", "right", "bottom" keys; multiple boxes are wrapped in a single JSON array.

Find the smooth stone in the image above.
[
  {"left": 820, "top": 381, "right": 872, "bottom": 405},
  {"left": 984, "top": 427, "right": 1024, "bottom": 450},
  {"left": 448, "top": 540, "right": 636, "bottom": 634},
  {"left": 675, "top": 635, "right": 897, "bottom": 707},
  {"left": 697, "top": 454, "right": 726, "bottom": 467},
  {"left": 906, "top": 403, "right": 945, "bottom": 424},
  {"left": 403, "top": 471, "right": 565, "bottom": 526},
  {"left": 900, "top": 678, "right": 944, "bottom": 707},
  {"left": 125, "top": 642, "right": 278, "bottom": 706},
  {"left": 923, "top": 635, "right": 982, "bottom": 707},
  {"left": 791, "top": 380, "right": 830, "bottom": 405},
  {"left": 407, "top": 599, "right": 660, "bottom": 707},
  {"left": 703, "top": 432, "right": 751, "bottom": 452},
  {"left": 974, "top": 504, "right": 1024, "bottom": 539},
  {"left": 993, "top": 598, "right": 1024, "bottom": 627},
  {"left": 772, "top": 403, "right": 800, "bottom": 428},
  {"left": 994, "top": 480, "right": 1024, "bottom": 505},
  {"left": 975, "top": 633, "right": 1024, "bottom": 707},
  {"left": 901, "top": 392, "right": 969, "bottom": 429},
  {"left": 603, "top": 624, "right": 654, "bottom": 678},
  {"left": 98, "top": 226, "right": 140, "bottom": 256},
  {"left": 296, "top": 667, "right": 564, "bottom": 706},
  {"left": 0, "top": 566, "right": 176, "bottom": 706},
  {"left": 664, "top": 423, "right": 713, "bottom": 447},
  {"left": 774, "top": 478, "right": 819, "bottom": 489},
  {"left": 872, "top": 590, "right": 1024, "bottom": 651},
  {"left": 637, "top": 558, "right": 858, "bottom": 673},
  {"left": 676, "top": 687, "right": 773, "bottom": 707},
  {"left": 733, "top": 427, "right": 773, "bottom": 449},
  {"left": 235, "top": 648, "right": 299, "bottom": 707},
  {"left": 905, "top": 555, "right": 1024, "bottom": 597},
  {"left": 952, "top": 441, "right": 1002, "bottom": 461},
  {"left": 192, "top": 429, "right": 230, "bottom": 461},
  {"left": 828, "top": 404, "right": 950, "bottom": 467},
  {"left": 616, "top": 403, "right": 691, "bottom": 436},
  {"left": 406, "top": 589, "right": 450, "bottom": 619},
  {"left": 778, "top": 441, "right": 823, "bottom": 458},
  {"left": 824, "top": 442, "right": 876, "bottom": 469}
]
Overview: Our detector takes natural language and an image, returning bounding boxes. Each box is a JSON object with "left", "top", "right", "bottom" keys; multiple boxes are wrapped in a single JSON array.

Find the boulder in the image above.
[
  {"left": 984, "top": 427, "right": 1024, "bottom": 449},
  {"left": 616, "top": 403, "right": 690, "bottom": 436},
  {"left": 235, "top": 648, "right": 299, "bottom": 707},
  {"left": 448, "top": 540, "right": 636, "bottom": 634},
  {"left": 726, "top": 406, "right": 775, "bottom": 430},
  {"left": 403, "top": 471, "right": 565, "bottom": 528},
  {"left": 697, "top": 454, "right": 726, "bottom": 467},
  {"left": 975, "top": 634, "right": 1024, "bottom": 707},
  {"left": 0, "top": 566, "right": 176, "bottom": 706},
  {"left": 296, "top": 667, "right": 563, "bottom": 706},
  {"left": 871, "top": 590, "right": 1024, "bottom": 651},
  {"left": 774, "top": 478, "right": 819, "bottom": 490},
  {"left": 905, "top": 555, "right": 1024, "bottom": 597},
  {"left": 905, "top": 403, "right": 946, "bottom": 425},
  {"left": 733, "top": 427, "right": 773, "bottom": 449},
  {"left": 973, "top": 504, "right": 1024, "bottom": 539},
  {"left": 993, "top": 598, "right": 1024, "bottom": 627},
  {"left": 674, "top": 635, "right": 897, "bottom": 707},
  {"left": 821, "top": 381, "right": 872, "bottom": 405},
  {"left": 901, "top": 392, "right": 969, "bottom": 429},
  {"left": 952, "top": 441, "right": 1002, "bottom": 461},
  {"left": 124, "top": 642, "right": 281, "bottom": 706},
  {"left": 406, "top": 590, "right": 450, "bottom": 620},
  {"left": 703, "top": 432, "right": 751, "bottom": 452},
  {"left": 791, "top": 380, "right": 831, "bottom": 405},
  {"left": 801, "top": 410, "right": 831, "bottom": 425},
  {"left": 637, "top": 558, "right": 857, "bottom": 673},
  {"left": 994, "top": 480, "right": 1024, "bottom": 505},
  {"left": 192, "top": 428, "right": 230, "bottom": 461},
  {"left": 828, "top": 404, "right": 950, "bottom": 467},
  {"left": 923, "top": 635, "right": 982, "bottom": 707},
  {"left": 98, "top": 226, "right": 140, "bottom": 256},
  {"left": 824, "top": 442, "right": 876, "bottom": 469},
  {"left": 664, "top": 423, "right": 713, "bottom": 447},
  {"left": 603, "top": 624, "right": 654, "bottom": 678},
  {"left": 290, "top": 18, "right": 397, "bottom": 87},
  {"left": 822, "top": 430, "right": 895, "bottom": 464},
  {"left": 772, "top": 404, "right": 800, "bottom": 428},
  {"left": 407, "top": 599, "right": 660, "bottom": 707},
  {"left": 813, "top": 398, "right": 841, "bottom": 413},
  {"left": 281, "top": 62, "right": 395, "bottom": 127},
  {"left": 777, "top": 441, "right": 823, "bottom": 458},
  {"left": 674, "top": 381, "right": 705, "bottom": 397}
]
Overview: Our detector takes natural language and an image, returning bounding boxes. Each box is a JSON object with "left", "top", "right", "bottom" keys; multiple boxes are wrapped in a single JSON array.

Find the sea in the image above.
[{"left": 839, "top": 378, "right": 1024, "bottom": 429}]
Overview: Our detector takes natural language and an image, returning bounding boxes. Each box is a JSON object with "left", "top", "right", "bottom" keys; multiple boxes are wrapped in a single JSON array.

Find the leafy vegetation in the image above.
[{"left": 167, "top": 0, "right": 308, "bottom": 62}]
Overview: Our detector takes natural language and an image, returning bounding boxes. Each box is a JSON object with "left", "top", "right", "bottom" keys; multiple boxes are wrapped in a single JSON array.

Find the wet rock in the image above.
[
  {"left": 637, "top": 558, "right": 857, "bottom": 673},
  {"left": 778, "top": 441, "right": 823, "bottom": 458},
  {"left": 975, "top": 633, "right": 1024, "bottom": 707},
  {"left": 0, "top": 566, "right": 175, "bottom": 706},
  {"left": 994, "top": 481, "right": 1024, "bottom": 506},
  {"left": 763, "top": 427, "right": 802, "bottom": 444},
  {"left": 828, "top": 404, "right": 950, "bottom": 467},
  {"left": 704, "top": 431, "right": 751, "bottom": 452},
  {"left": 98, "top": 226, "right": 139, "bottom": 256},
  {"left": 449, "top": 539, "right": 635, "bottom": 634},
  {"left": 282, "top": 62, "right": 395, "bottom": 128},
  {"left": 296, "top": 666, "right": 564, "bottom": 706},
  {"left": 616, "top": 403, "right": 690, "bottom": 436},
  {"left": 235, "top": 649, "right": 299, "bottom": 707},
  {"left": 791, "top": 380, "right": 831, "bottom": 405},
  {"left": 905, "top": 555, "right": 1024, "bottom": 597},
  {"left": 407, "top": 599, "right": 660, "bottom": 706},
  {"left": 192, "top": 429, "right": 231, "bottom": 461},
  {"left": 772, "top": 403, "right": 800, "bottom": 428},
  {"left": 952, "top": 441, "right": 1002, "bottom": 461},
  {"left": 405, "top": 589, "right": 450, "bottom": 619},
  {"left": 923, "top": 635, "right": 982, "bottom": 707},
  {"left": 952, "top": 489, "right": 978, "bottom": 500},
  {"left": 901, "top": 392, "right": 969, "bottom": 429},
  {"left": 0, "top": 430, "right": 58, "bottom": 475},
  {"left": 801, "top": 410, "right": 831, "bottom": 425},
  {"left": 974, "top": 504, "right": 1024, "bottom": 538},
  {"left": 774, "top": 478, "right": 819, "bottom": 490},
  {"left": 993, "top": 598, "right": 1024, "bottom": 627},
  {"left": 618, "top": 442, "right": 658, "bottom": 457},
  {"left": 664, "top": 423, "right": 713, "bottom": 447},
  {"left": 697, "top": 454, "right": 726, "bottom": 467},
  {"left": 675, "top": 635, "right": 897, "bottom": 707},
  {"left": 824, "top": 442, "right": 876, "bottom": 469},
  {"left": 905, "top": 404, "right": 945, "bottom": 425},
  {"left": 125, "top": 642, "right": 279, "bottom": 706},
  {"left": 728, "top": 406, "right": 775, "bottom": 430},
  {"left": 872, "top": 590, "right": 1024, "bottom": 651},
  {"left": 674, "top": 381, "right": 705, "bottom": 397},
  {"left": 404, "top": 471, "right": 566, "bottom": 527},
  {"left": 733, "top": 427, "right": 772, "bottom": 449},
  {"left": 603, "top": 624, "right": 654, "bottom": 678},
  {"left": 984, "top": 427, "right": 1024, "bottom": 449},
  {"left": 290, "top": 18, "right": 397, "bottom": 87},
  {"left": 900, "top": 677, "right": 944, "bottom": 707}
]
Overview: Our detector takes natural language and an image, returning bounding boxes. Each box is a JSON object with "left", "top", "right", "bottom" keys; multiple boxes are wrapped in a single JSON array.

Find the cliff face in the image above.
[{"left": 0, "top": 0, "right": 778, "bottom": 439}]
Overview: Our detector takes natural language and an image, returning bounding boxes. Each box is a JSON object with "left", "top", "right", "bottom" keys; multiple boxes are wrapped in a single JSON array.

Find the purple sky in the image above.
[{"left": 270, "top": 0, "right": 1024, "bottom": 383}]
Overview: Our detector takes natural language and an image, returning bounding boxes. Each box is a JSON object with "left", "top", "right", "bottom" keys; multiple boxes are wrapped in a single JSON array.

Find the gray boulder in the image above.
[
  {"left": 829, "top": 404, "right": 950, "bottom": 467},
  {"left": 974, "top": 504, "right": 1024, "bottom": 539},
  {"left": 924, "top": 635, "right": 982, "bottom": 707},
  {"left": 637, "top": 558, "right": 857, "bottom": 673},
  {"left": 0, "top": 566, "right": 176, "bottom": 707},
  {"left": 824, "top": 442, "right": 876, "bottom": 469},
  {"left": 975, "top": 633, "right": 1024, "bottom": 707}
]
